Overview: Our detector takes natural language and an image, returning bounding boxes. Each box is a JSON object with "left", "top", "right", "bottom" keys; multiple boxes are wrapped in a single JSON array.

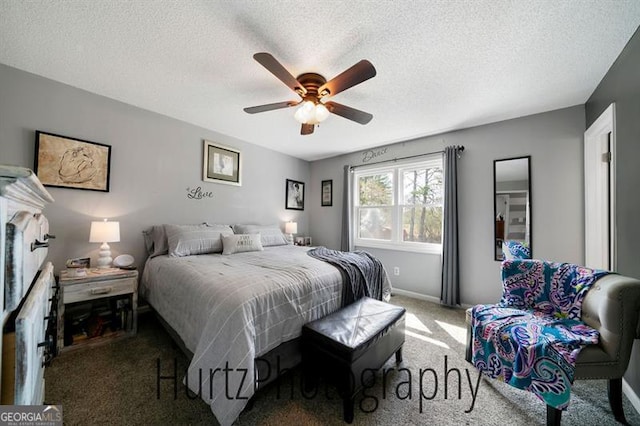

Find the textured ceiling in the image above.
[{"left": 1, "top": 1, "right": 639, "bottom": 161}]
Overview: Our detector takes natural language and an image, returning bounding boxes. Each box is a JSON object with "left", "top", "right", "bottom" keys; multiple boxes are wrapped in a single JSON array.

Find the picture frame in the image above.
[
  {"left": 34, "top": 131, "right": 111, "bottom": 192},
  {"left": 321, "top": 179, "right": 333, "bottom": 206},
  {"left": 203, "top": 140, "right": 241, "bottom": 186},
  {"left": 65, "top": 257, "right": 91, "bottom": 268},
  {"left": 285, "top": 179, "right": 305, "bottom": 210}
]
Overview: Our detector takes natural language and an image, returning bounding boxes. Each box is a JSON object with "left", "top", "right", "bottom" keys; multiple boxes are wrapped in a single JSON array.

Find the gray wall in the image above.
[
  {"left": 0, "top": 64, "right": 310, "bottom": 272},
  {"left": 585, "top": 26, "right": 640, "bottom": 406},
  {"left": 309, "top": 106, "right": 586, "bottom": 305}
]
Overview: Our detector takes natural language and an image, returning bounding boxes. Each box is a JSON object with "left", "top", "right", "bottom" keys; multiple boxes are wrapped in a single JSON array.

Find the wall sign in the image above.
[
  {"left": 186, "top": 186, "right": 214, "bottom": 199},
  {"left": 361, "top": 147, "right": 388, "bottom": 163}
]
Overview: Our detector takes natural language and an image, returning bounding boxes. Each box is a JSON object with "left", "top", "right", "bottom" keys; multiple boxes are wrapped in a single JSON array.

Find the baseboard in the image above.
[
  {"left": 391, "top": 288, "right": 474, "bottom": 310},
  {"left": 391, "top": 288, "right": 441, "bottom": 304},
  {"left": 623, "top": 378, "right": 640, "bottom": 415}
]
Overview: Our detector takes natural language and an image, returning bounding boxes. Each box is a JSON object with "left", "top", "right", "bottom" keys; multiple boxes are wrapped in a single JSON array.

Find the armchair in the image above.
[{"left": 465, "top": 260, "right": 640, "bottom": 426}]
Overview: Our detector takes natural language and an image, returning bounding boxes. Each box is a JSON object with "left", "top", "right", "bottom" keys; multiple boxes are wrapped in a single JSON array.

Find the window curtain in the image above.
[
  {"left": 441, "top": 146, "right": 463, "bottom": 307},
  {"left": 341, "top": 165, "right": 354, "bottom": 252}
]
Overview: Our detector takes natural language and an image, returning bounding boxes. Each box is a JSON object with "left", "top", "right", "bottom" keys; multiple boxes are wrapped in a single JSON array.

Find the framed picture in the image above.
[
  {"left": 34, "top": 131, "right": 111, "bottom": 192},
  {"left": 321, "top": 179, "right": 333, "bottom": 206},
  {"left": 285, "top": 179, "right": 305, "bottom": 210},
  {"left": 65, "top": 257, "right": 91, "bottom": 268},
  {"left": 203, "top": 140, "right": 241, "bottom": 186}
]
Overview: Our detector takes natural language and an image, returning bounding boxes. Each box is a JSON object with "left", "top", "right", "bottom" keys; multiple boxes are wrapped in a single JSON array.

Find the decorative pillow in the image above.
[
  {"left": 232, "top": 224, "right": 288, "bottom": 246},
  {"left": 222, "top": 233, "right": 264, "bottom": 255},
  {"left": 165, "top": 224, "right": 233, "bottom": 257},
  {"left": 502, "top": 240, "right": 531, "bottom": 260}
]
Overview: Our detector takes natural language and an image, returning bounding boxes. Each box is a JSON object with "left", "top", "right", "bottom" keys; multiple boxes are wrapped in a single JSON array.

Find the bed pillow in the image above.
[
  {"left": 222, "top": 233, "right": 264, "bottom": 255},
  {"left": 142, "top": 225, "right": 171, "bottom": 258},
  {"left": 232, "top": 224, "right": 289, "bottom": 246},
  {"left": 166, "top": 224, "right": 233, "bottom": 257}
]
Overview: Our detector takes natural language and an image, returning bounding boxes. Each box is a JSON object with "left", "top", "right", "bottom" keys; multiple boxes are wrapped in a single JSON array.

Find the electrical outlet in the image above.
[{"left": 393, "top": 267, "right": 400, "bottom": 276}]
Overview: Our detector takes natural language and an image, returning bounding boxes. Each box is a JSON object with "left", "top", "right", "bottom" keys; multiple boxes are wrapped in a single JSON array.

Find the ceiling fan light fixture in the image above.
[
  {"left": 294, "top": 101, "right": 329, "bottom": 125},
  {"left": 245, "top": 53, "right": 376, "bottom": 133},
  {"left": 294, "top": 101, "right": 315, "bottom": 123}
]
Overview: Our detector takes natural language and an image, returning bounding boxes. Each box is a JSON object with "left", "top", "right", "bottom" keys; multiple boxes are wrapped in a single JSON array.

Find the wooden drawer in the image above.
[{"left": 63, "top": 277, "right": 135, "bottom": 304}]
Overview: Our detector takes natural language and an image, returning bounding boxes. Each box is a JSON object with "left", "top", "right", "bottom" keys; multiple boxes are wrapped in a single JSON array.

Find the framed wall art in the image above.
[
  {"left": 321, "top": 179, "right": 333, "bottom": 206},
  {"left": 203, "top": 140, "right": 241, "bottom": 186},
  {"left": 34, "top": 131, "right": 111, "bottom": 192},
  {"left": 285, "top": 179, "right": 305, "bottom": 210}
]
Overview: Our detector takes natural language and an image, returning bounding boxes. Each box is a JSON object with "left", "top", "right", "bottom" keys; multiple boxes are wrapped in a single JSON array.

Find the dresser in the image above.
[{"left": 0, "top": 165, "right": 56, "bottom": 405}]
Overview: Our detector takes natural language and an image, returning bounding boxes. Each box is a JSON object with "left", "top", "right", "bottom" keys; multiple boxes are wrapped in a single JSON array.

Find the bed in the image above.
[{"left": 139, "top": 223, "right": 391, "bottom": 426}]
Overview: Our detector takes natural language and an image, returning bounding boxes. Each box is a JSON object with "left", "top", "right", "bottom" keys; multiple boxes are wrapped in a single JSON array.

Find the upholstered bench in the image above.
[{"left": 301, "top": 297, "right": 406, "bottom": 423}]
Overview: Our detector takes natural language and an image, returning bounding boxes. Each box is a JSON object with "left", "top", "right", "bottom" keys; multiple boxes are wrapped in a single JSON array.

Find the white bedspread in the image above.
[{"left": 141, "top": 245, "right": 390, "bottom": 425}]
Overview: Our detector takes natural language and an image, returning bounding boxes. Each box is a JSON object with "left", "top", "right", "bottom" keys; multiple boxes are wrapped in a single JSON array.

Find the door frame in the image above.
[{"left": 584, "top": 103, "right": 616, "bottom": 270}]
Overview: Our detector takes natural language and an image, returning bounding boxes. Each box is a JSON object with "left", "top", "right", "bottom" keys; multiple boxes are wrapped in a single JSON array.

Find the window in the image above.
[{"left": 353, "top": 156, "right": 443, "bottom": 253}]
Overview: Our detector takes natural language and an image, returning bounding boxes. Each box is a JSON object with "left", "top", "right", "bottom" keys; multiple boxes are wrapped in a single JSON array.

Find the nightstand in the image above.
[{"left": 58, "top": 268, "right": 138, "bottom": 351}]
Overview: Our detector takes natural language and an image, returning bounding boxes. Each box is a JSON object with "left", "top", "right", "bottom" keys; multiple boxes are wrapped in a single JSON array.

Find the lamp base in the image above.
[
  {"left": 96, "top": 242, "right": 113, "bottom": 269},
  {"left": 286, "top": 233, "right": 294, "bottom": 245}
]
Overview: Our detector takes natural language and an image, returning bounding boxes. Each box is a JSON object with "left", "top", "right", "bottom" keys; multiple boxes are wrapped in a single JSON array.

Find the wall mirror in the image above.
[{"left": 494, "top": 156, "right": 531, "bottom": 261}]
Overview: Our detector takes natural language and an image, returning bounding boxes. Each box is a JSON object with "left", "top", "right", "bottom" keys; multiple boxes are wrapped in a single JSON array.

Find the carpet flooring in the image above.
[{"left": 45, "top": 295, "right": 640, "bottom": 425}]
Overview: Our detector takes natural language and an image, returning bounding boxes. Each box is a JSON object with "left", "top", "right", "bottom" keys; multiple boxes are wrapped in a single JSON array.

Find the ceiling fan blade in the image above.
[
  {"left": 301, "top": 123, "right": 314, "bottom": 135},
  {"left": 244, "top": 100, "right": 299, "bottom": 114},
  {"left": 324, "top": 101, "right": 373, "bottom": 125},
  {"left": 318, "top": 60, "right": 376, "bottom": 98},
  {"left": 253, "top": 53, "right": 307, "bottom": 96}
]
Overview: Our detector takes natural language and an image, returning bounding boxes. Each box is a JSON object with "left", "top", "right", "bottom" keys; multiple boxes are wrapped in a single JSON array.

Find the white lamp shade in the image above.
[
  {"left": 285, "top": 222, "right": 298, "bottom": 234},
  {"left": 89, "top": 221, "right": 120, "bottom": 243}
]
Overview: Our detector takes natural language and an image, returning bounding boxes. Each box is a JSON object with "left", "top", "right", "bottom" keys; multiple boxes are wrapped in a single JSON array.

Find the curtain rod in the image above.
[{"left": 349, "top": 145, "right": 464, "bottom": 170}]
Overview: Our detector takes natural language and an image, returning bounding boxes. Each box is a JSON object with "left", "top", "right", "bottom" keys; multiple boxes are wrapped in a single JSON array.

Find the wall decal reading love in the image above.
[{"left": 186, "top": 186, "right": 214, "bottom": 200}]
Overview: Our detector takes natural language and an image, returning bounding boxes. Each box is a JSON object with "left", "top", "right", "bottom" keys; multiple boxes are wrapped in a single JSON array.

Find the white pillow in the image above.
[
  {"left": 232, "top": 224, "right": 288, "bottom": 246},
  {"left": 222, "top": 233, "right": 264, "bottom": 255},
  {"left": 165, "top": 224, "right": 233, "bottom": 257}
]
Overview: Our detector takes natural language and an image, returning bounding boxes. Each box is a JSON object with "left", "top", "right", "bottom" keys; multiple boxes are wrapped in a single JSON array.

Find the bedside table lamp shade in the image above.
[
  {"left": 89, "top": 220, "right": 120, "bottom": 268},
  {"left": 285, "top": 222, "right": 297, "bottom": 245}
]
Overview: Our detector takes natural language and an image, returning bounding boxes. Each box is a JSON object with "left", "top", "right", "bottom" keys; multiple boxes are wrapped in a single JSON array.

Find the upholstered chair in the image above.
[
  {"left": 563, "top": 273, "right": 640, "bottom": 425},
  {"left": 466, "top": 265, "right": 640, "bottom": 426}
]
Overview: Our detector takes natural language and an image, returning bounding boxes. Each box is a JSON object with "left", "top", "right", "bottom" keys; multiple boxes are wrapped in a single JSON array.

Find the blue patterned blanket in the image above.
[{"left": 471, "top": 260, "right": 609, "bottom": 409}]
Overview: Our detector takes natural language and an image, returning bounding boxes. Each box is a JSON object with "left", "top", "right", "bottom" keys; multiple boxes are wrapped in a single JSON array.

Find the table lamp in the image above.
[
  {"left": 89, "top": 219, "right": 120, "bottom": 268},
  {"left": 285, "top": 221, "right": 297, "bottom": 245}
]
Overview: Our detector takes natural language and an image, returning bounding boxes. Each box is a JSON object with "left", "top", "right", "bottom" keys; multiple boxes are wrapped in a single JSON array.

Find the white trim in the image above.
[
  {"left": 391, "top": 288, "right": 441, "bottom": 304},
  {"left": 623, "top": 378, "right": 640, "bottom": 416},
  {"left": 584, "top": 103, "right": 616, "bottom": 270}
]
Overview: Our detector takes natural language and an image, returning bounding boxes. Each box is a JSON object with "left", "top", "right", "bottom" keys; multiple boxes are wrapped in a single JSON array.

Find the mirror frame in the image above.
[{"left": 493, "top": 155, "right": 532, "bottom": 261}]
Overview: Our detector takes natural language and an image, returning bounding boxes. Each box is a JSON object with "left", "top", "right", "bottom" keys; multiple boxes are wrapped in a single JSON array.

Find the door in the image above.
[{"left": 584, "top": 103, "right": 615, "bottom": 270}]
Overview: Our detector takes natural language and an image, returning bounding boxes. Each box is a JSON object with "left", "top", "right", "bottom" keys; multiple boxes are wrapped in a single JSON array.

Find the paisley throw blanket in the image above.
[{"left": 471, "top": 260, "right": 609, "bottom": 410}]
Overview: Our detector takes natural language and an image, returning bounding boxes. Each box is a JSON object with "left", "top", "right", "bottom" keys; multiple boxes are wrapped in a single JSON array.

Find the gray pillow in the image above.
[
  {"left": 142, "top": 225, "right": 171, "bottom": 258},
  {"left": 222, "top": 233, "right": 263, "bottom": 255},
  {"left": 232, "top": 224, "right": 288, "bottom": 246},
  {"left": 165, "top": 224, "right": 233, "bottom": 257}
]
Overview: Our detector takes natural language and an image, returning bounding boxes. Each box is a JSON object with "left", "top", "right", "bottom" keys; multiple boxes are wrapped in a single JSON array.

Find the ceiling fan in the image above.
[{"left": 244, "top": 53, "right": 376, "bottom": 135}]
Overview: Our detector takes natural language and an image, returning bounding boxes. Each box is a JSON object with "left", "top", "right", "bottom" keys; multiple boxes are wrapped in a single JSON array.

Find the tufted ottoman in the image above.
[{"left": 301, "top": 297, "right": 406, "bottom": 423}]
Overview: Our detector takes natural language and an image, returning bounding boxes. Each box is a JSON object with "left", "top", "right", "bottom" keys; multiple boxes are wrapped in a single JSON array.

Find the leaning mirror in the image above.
[{"left": 494, "top": 156, "right": 531, "bottom": 261}]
